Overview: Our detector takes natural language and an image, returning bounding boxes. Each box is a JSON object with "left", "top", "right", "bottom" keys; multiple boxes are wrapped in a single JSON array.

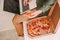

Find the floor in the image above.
[{"left": 0, "top": 29, "right": 24, "bottom": 40}]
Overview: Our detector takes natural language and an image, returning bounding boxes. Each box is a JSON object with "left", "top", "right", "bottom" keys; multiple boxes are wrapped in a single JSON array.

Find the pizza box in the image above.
[{"left": 23, "top": 1, "right": 60, "bottom": 40}]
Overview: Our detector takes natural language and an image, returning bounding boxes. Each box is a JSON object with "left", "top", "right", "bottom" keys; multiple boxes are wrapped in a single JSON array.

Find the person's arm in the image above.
[
  {"left": 24, "top": 0, "right": 56, "bottom": 18},
  {"left": 39, "top": 0, "right": 56, "bottom": 14}
]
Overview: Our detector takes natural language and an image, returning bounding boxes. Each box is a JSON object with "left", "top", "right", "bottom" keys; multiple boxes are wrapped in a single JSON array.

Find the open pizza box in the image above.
[{"left": 23, "top": 1, "right": 60, "bottom": 40}]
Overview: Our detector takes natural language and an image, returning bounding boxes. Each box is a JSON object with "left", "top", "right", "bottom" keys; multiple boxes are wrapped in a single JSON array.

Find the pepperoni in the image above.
[
  {"left": 31, "top": 22, "right": 36, "bottom": 26},
  {"left": 42, "top": 26, "right": 48, "bottom": 30}
]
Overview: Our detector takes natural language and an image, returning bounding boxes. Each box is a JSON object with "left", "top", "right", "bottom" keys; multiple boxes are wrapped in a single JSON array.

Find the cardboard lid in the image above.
[
  {"left": 48, "top": 1, "right": 57, "bottom": 17},
  {"left": 48, "top": 1, "right": 60, "bottom": 32}
]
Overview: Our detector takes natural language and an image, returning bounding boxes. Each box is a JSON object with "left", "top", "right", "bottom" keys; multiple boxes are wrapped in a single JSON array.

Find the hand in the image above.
[
  {"left": 29, "top": 10, "right": 42, "bottom": 18},
  {"left": 24, "top": 10, "right": 42, "bottom": 18},
  {"left": 23, "top": 0, "right": 32, "bottom": 6}
]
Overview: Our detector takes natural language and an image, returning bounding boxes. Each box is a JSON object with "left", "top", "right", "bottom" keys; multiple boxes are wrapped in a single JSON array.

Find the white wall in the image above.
[{"left": 0, "top": 0, "right": 15, "bottom": 32}]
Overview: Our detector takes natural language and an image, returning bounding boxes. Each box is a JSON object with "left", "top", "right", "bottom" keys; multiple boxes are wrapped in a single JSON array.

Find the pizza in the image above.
[
  {"left": 27, "top": 18, "right": 51, "bottom": 37},
  {"left": 24, "top": 10, "right": 32, "bottom": 17}
]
